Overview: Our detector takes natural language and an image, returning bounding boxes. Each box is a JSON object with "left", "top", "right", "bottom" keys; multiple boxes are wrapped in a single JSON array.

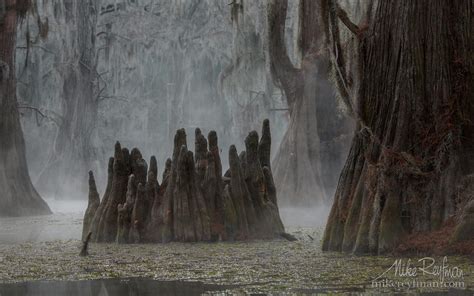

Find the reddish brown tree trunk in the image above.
[
  {"left": 0, "top": 0, "right": 51, "bottom": 216},
  {"left": 323, "top": 0, "right": 473, "bottom": 254}
]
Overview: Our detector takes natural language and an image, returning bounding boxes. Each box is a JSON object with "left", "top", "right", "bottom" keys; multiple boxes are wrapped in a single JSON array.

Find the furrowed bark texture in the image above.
[
  {"left": 0, "top": 0, "right": 51, "bottom": 216},
  {"left": 323, "top": 0, "right": 473, "bottom": 254},
  {"left": 84, "top": 120, "right": 286, "bottom": 243}
]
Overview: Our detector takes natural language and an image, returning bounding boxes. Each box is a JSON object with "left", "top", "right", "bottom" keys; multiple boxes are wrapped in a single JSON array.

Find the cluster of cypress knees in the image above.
[{"left": 82, "top": 119, "right": 293, "bottom": 244}]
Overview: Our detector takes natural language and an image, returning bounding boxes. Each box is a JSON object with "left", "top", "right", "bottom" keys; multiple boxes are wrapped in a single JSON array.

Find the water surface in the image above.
[{"left": 0, "top": 278, "right": 233, "bottom": 296}]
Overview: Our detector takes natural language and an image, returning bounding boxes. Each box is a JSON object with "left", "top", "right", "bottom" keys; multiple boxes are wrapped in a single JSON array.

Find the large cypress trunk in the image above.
[
  {"left": 0, "top": 0, "right": 51, "bottom": 216},
  {"left": 323, "top": 0, "right": 473, "bottom": 254},
  {"left": 268, "top": 0, "right": 352, "bottom": 206}
]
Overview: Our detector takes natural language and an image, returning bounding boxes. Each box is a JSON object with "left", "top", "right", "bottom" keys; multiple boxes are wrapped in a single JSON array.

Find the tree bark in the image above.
[
  {"left": 82, "top": 171, "right": 99, "bottom": 240},
  {"left": 323, "top": 0, "right": 474, "bottom": 254},
  {"left": 0, "top": 0, "right": 51, "bottom": 217},
  {"left": 86, "top": 120, "right": 287, "bottom": 243}
]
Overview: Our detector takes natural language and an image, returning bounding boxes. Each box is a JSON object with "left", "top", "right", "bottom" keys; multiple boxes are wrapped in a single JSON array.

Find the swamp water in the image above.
[{"left": 0, "top": 201, "right": 472, "bottom": 294}]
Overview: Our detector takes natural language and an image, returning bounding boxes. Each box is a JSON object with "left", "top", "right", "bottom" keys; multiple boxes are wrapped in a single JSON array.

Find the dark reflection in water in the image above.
[
  {"left": 1, "top": 278, "right": 471, "bottom": 295},
  {"left": 0, "top": 278, "right": 233, "bottom": 296}
]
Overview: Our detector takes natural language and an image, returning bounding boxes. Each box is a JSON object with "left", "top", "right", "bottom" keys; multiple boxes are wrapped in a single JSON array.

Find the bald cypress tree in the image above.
[
  {"left": 268, "top": 0, "right": 353, "bottom": 205},
  {"left": 323, "top": 0, "right": 473, "bottom": 254},
  {"left": 0, "top": 0, "right": 51, "bottom": 216}
]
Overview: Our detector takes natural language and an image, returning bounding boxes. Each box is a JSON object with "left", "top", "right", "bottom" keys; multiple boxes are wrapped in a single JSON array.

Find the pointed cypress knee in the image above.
[
  {"left": 208, "top": 131, "right": 224, "bottom": 240},
  {"left": 173, "top": 145, "right": 190, "bottom": 241},
  {"left": 82, "top": 171, "right": 100, "bottom": 241},
  {"left": 129, "top": 183, "right": 147, "bottom": 243},
  {"left": 149, "top": 156, "right": 158, "bottom": 182},
  {"left": 186, "top": 151, "right": 202, "bottom": 242},
  {"left": 245, "top": 131, "right": 265, "bottom": 213},
  {"left": 92, "top": 157, "right": 114, "bottom": 242},
  {"left": 238, "top": 151, "right": 247, "bottom": 179},
  {"left": 245, "top": 131, "right": 273, "bottom": 238},
  {"left": 147, "top": 158, "right": 171, "bottom": 242},
  {"left": 195, "top": 128, "right": 208, "bottom": 185},
  {"left": 229, "top": 145, "right": 250, "bottom": 240},
  {"left": 173, "top": 128, "right": 187, "bottom": 161},
  {"left": 162, "top": 129, "right": 187, "bottom": 242},
  {"left": 189, "top": 150, "right": 211, "bottom": 241},
  {"left": 161, "top": 177, "right": 175, "bottom": 243},
  {"left": 131, "top": 148, "right": 147, "bottom": 188},
  {"left": 162, "top": 158, "right": 172, "bottom": 184},
  {"left": 115, "top": 174, "right": 136, "bottom": 244},
  {"left": 83, "top": 120, "right": 286, "bottom": 244},
  {"left": 102, "top": 142, "right": 129, "bottom": 242},
  {"left": 205, "top": 151, "right": 217, "bottom": 215},
  {"left": 258, "top": 119, "right": 272, "bottom": 170},
  {"left": 145, "top": 170, "right": 158, "bottom": 227},
  {"left": 205, "top": 151, "right": 222, "bottom": 241}
]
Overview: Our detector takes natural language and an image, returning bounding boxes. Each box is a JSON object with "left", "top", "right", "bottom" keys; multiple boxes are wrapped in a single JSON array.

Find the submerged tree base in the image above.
[{"left": 84, "top": 120, "right": 286, "bottom": 243}]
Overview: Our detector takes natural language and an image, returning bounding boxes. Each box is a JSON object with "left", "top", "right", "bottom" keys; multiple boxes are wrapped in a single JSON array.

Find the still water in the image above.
[
  {"left": 0, "top": 278, "right": 471, "bottom": 295},
  {"left": 0, "top": 278, "right": 233, "bottom": 296}
]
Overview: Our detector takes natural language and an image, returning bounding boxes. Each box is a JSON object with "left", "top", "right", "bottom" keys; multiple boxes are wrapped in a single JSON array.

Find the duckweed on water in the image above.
[{"left": 0, "top": 227, "right": 472, "bottom": 294}]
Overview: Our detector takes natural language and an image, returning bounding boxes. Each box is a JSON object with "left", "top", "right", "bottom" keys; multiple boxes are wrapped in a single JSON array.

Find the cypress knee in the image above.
[
  {"left": 102, "top": 142, "right": 129, "bottom": 242},
  {"left": 82, "top": 171, "right": 100, "bottom": 241},
  {"left": 83, "top": 120, "right": 287, "bottom": 244},
  {"left": 91, "top": 157, "right": 114, "bottom": 242},
  {"left": 129, "top": 183, "right": 147, "bottom": 243}
]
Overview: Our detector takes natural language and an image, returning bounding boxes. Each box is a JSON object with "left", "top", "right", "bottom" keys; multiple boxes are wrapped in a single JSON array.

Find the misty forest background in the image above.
[
  {"left": 1, "top": 0, "right": 472, "bottom": 255},
  {"left": 14, "top": 0, "right": 355, "bottom": 204}
]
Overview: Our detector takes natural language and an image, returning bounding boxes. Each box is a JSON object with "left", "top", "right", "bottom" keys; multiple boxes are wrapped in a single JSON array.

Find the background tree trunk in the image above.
[
  {"left": 268, "top": 0, "right": 353, "bottom": 206},
  {"left": 35, "top": 0, "right": 99, "bottom": 199},
  {"left": 323, "top": 0, "right": 473, "bottom": 254},
  {"left": 0, "top": 0, "right": 51, "bottom": 216},
  {"left": 219, "top": 1, "right": 287, "bottom": 152}
]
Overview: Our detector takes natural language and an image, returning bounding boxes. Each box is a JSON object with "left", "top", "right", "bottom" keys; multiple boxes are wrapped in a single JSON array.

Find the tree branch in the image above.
[
  {"left": 267, "top": 0, "right": 302, "bottom": 110},
  {"left": 17, "top": 104, "right": 61, "bottom": 126},
  {"left": 16, "top": 45, "right": 56, "bottom": 55},
  {"left": 326, "top": 0, "right": 354, "bottom": 115},
  {"left": 336, "top": 3, "right": 359, "bottom": 35}
]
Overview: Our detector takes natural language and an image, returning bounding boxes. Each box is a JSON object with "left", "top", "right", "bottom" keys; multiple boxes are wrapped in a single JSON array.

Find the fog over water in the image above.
[
  {"left": 2, "top": 2, "right": 473, "bottom": 295},
  {"left": 0, "top": 198, "right": 328, "bottom": 244},
  {"left": 11, "top": 0, "right": 352, "bottom": 228},
  {"left": 17, "top": 0, "right": 293, "bottom": 200}
]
